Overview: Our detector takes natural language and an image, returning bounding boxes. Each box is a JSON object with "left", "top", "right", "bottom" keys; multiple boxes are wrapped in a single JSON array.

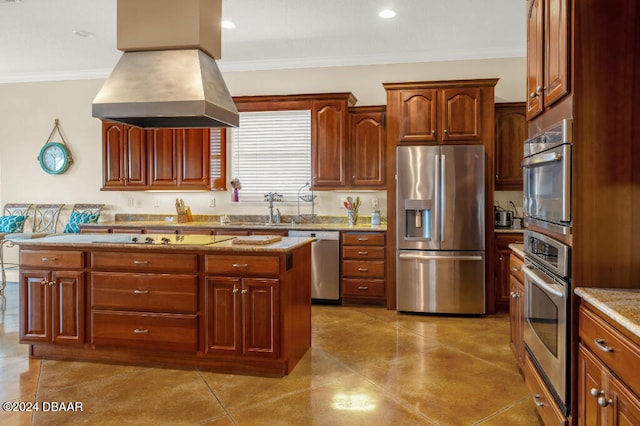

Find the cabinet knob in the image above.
[
  {"left": 431, "top": 130, "right": 436, "bottom": 135},
  {"left": 598, "top": 396, "right": 613, "bottom": 408},
  {"left": 532, "top": 394, "right": 545, "bottom": 407},
  {"left": 529, "top": 92, "right": 538, "bottom": 99},
  {"left": 40, "top": 280, "right": 48, "bottom": 286},
  {"left": 511, "top": 266, "right": 520, "bottom": 272},
  {"left": 443, "top": 129, "right": 448, "bottom": 134},
  {"left": 590, "top": 388, "right": 601, "bottom": 398},
  {"left": 241, "top": 289, "right": 248, "bottom": 294},
  {"left": 232, "top": 287, "right": 239, "bottom": 294},
  {"left": 48, "top": 281, "right": 55, "bottom": 286},
  {"left": 536, "top": 86, "right": 544, "bottom": 93}
]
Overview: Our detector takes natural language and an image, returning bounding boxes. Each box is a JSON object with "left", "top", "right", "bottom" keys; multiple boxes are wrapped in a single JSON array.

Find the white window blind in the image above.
[{"left": 231, "top": 110, "right": 311, "bottom": 200}]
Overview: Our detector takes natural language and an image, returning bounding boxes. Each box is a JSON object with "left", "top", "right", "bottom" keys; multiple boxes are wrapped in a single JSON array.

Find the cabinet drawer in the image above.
[
  {"left": 579, "top": 305, "right": 640, "bottom": 397},
  {"left": 342, "top": 246, "right": 385, "bottom": 260},
  {"left": 509, "top": 254, "right": 525, "bottom": 284},
  {"left": 91, "top": 252, "right": 198, "bottom": 273},
  {"left": 523, "top": 354, "right": 568, "bottom": 425},
  {"left": 205, "top": 255, "right": 279, "bottom": 276},
  {"left": 342, "top": 232, "right": 385, "bottom": 246},
  {"left": 92, "top": 311, "right": 198, "bottom": 352},
  {"left": 342, "top": 278, "right": 385, "bottom": 298},
  {"left": 20, "top": 250, "right": 84, "bottom": 268},
  {"left": 91, "top": 272, "right": 198, "bottom": 313},
  {"left": 342, "top": 260, "right": 384, "bottom": 278}
]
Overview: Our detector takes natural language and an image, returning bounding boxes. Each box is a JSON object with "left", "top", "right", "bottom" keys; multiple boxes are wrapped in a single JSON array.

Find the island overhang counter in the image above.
[{"left": 13, "top": 233, "right": 313, "bottom": 376}]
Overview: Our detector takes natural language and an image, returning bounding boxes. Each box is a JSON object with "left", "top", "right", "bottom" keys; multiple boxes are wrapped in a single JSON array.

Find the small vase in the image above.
[
  {"left": 348, "top": 210, "right": 358, "bottom": 226},
  {"left": 233, "top": 188, "right": 239, "bottom": 202}
]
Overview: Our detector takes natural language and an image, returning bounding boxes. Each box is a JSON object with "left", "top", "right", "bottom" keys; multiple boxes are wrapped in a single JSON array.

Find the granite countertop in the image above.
[
  {"left": 508, "top": 243, "right": 525, "bottom": 259},
  {"left": 575, "top": 287, "right": 640, "bottom": 340},
  {"left": 495, "top": 227, "right": 525, "bottom": 233},
  {"left": 85, "top": 220, "right": 387, "bottom": 232},
  {"left": 11, "top": 233, "right": 314, "bottom": 253}
]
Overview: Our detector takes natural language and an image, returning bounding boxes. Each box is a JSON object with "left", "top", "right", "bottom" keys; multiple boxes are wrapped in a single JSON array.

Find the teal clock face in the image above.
[{"left": 39, "top": 142, "right": 70, "bottom": 175}]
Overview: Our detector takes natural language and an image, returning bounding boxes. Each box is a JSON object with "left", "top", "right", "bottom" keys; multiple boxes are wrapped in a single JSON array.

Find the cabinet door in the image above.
[
  {"left": 495, "top": 103, "right": 526, "bottom": 190},
  {"left": 526, "top": 0, "right": 544, "bottom": 119},
  {"left": 102, "top": 121, "right": 147, "bottom": 188},
  {"left": 577, "top": 344, "right": 607, "bottom": 426},
  {"left": 509, "top": 275, "right": 524, "bottom": 367},
  {"left": 148, "top": 128, "right": 178, "bottom": 187},
  {"left": 242, "top": 278, "right": 279, "bottom": 357},
  {"left": 19, "top": 270, "right": 51, "bottom": 343},
  {"left": 205, "top": 276, "right": 242, "bottom": 355},
  {"left": 543, "top": 0, "right": 570, "bottom": 109},
  {"left": 177, "top": 128, "right": 211, "bottom": 188},
  {"left": 51, "top": 270, "right": 85, "bottom": 345},
  {"left": 440, "top": 87, "right": 481, "bottom": 143},
  {"left": 610, "top": 375, "right": 640, "bottom": 426},
  {"left": 495, "top": 234, "right": 523, "bottom": 312},
  {"left": 350, "top": 108, "right": 386, "bottom": 187},
  {"left": 312, "top": 100, "right": 348, "bottom": 188},
  {"left": 398, "top": 89, "right": 438, "bottom": 143}
]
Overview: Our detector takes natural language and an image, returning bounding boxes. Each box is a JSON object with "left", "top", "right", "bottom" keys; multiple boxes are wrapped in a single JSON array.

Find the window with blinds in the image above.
[{"left": 231, "top": 110, "right": 311, "bottom": 200}]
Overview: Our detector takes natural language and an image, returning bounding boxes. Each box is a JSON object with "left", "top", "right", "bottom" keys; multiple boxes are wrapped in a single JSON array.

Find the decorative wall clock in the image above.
[{"left": 38, "top": 118, "right": 73, "bottom": 174}]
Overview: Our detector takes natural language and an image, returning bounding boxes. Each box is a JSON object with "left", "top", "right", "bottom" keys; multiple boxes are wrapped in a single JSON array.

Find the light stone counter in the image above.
[
  {"left": 508, "top": 243, "right": 525, "bottom": 259},
  {"left": 575, "top": 287, "right": 640, "bottom": 341},
  {"left": 12, "top": 233, "right": 314, "bottom": 253}
]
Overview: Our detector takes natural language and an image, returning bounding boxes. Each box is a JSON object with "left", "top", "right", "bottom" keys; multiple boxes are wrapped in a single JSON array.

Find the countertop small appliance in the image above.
[{"left": 495, "top": 210, "right": 513, "bottom": 228}]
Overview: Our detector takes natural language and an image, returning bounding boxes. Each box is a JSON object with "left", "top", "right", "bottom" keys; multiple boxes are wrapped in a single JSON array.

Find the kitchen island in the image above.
[{"left": 14, "top": 233, "right": 313, "bottom": 376}]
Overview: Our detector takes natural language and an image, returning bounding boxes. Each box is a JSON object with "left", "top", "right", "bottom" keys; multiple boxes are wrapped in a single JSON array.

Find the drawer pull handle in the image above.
[
  {"left": 357, "top": 286, "right": 369, "bottom": 290},
  {"left": 357, "top": 238, "right": 369, "bottom": 241},
  {"left": 133, "top": 289, "right": 149, "bottom": 294},
  {"left": 133, "top": 328, "right": 149, "bottom": 334},
  {"left": 594, "top": 338, "right": 614, "bottom": 353},
  {"left": 41, "top": 257, "right": 57, "bottom": 261},
  {"left": 511, "top": 266, "right": 520, "bottom": 272},
  {"left": 233, "top": 263, "right": 248, "bottom": 268},
  {"left": 358, "top": 251, "right": 369, "bottom": 255},
  {"left": 357, "top": 268, "right": 369, "bottom": 272},
  {"left": 133, "top": 260, "right": 149, "bottom": 265},
  {"left": 532, "top": 394, "right": 545, "bottom": 407}
]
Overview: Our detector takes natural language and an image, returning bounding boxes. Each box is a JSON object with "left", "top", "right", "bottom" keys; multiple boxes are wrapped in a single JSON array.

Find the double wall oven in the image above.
[{"left": 522, "top": 118, "right": 573, "bottom": 416}]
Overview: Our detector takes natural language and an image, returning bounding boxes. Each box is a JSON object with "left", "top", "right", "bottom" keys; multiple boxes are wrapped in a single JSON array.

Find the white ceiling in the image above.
[{"left": 0, "top": 0, "right": 526, "bottom": 83}]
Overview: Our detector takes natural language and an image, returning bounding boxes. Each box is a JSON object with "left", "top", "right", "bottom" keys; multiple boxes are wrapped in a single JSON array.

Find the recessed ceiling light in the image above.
[
  {"left": 72, "top": 30, "right": 95, "bottom": 38},
  {"left": 221, "top": 20, "right": 236, "bottom": 29},
  {"left": 378, "top": 9, "right": 396, "bottom": 19}
]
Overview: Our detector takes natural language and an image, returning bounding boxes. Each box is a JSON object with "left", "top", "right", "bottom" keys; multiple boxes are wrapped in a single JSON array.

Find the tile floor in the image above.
[{"left": 0, "top": 282, "right": 541, "bottom": 425}]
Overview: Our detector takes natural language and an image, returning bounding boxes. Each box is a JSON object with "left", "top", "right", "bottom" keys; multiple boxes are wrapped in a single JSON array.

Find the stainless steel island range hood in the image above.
[{"left": 92, "top": 0, "right": 238, "bottom": 129}]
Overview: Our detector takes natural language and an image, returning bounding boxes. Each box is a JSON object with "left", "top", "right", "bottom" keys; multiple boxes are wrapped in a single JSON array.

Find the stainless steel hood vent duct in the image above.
[{"left": 92, "top": 0, "right": 238, "bottom": 129}]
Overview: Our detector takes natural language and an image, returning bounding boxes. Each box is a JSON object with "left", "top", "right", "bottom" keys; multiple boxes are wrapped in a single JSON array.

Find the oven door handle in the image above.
[
  {"left": 521, "top": 152, "right": 562, "bottom": 168},
  {"left": 523, "top": 264, "right": 564, "bottom": 298}
]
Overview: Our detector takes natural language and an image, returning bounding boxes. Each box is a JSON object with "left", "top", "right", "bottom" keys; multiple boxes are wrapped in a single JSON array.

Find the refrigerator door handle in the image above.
[
  {"left": 440, "top": 153, "right": 446, "bottom": 244},
  {"left": 398, "top": 253, "right": 483, "bottom": 261},
  {"left": 434, "top": 153, "right": 440, "bottom": 242}
]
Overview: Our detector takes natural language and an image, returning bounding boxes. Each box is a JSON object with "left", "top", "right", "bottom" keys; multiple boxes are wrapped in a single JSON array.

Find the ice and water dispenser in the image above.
[{"left": 403, "top": 199, "right": 431, "bottom": 239}]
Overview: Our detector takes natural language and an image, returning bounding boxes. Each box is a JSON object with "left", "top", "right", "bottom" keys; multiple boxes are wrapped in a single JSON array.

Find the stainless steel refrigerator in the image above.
[{"left": 396, "top": 145, "right": 485, "bottom": 314}]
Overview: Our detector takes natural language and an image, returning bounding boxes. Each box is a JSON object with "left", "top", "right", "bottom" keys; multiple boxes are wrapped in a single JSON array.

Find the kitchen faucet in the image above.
[{"left": 264, "top": 192, "right": 283, "bottom": 224}]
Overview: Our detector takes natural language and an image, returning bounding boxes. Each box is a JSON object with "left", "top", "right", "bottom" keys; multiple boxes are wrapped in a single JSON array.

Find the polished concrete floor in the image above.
[{"left": 0, "top": 282, "right": 541, "bottom": 425}]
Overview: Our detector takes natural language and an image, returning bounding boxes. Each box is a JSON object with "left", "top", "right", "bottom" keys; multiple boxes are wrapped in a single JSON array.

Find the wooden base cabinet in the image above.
[
  {"left": 509, "top": 253, "right": 525, "bottom": 368},
  {"left": 341, "top": 231, "right": 386, "bottom": 305},
  {"left": 205, "top": 276, "right": 279, "bottom": 357},
  {"left": 577, "top": 303, "right": 640, "bottom": 426},
  {"left": 495, "top": 233, "right": 524, "bottom": 312},
  {"left": 19, "top": 250, "right": 85, "bottom": 345},
  {"left": 18, "top": 242, "right": 312, "bottom": 376}
]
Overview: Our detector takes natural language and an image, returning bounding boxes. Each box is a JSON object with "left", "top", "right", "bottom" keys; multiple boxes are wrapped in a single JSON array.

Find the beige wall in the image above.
[{"left": 0, "top": 56, "right": 525, "bottom": 229}]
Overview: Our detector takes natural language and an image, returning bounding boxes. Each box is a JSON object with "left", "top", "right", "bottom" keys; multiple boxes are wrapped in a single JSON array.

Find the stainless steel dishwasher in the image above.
[{"left": 289, "top": 230, "right": 340, "bottom": 303}]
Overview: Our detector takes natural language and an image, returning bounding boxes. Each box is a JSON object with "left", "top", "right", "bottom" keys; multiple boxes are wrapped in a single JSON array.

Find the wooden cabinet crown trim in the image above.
[{"left": 383, "top": 78, "right": 500, "bottom": 91}]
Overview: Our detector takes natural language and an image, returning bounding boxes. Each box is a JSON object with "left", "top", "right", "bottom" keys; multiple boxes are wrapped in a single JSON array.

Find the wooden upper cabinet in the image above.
[
  {"left": 384, "top": 80, "right": 494, "bottom": 146},
  {"left": 148, "top": 128, "right": 178, "bottom": 187},
  {"left": 495, "top": 103, "right": 526, "bottom": 190},
  {"left": 311, "top": 95, "right": 355, "bottom": 189},
  {"left": 102, "top": 121, "right": 147, "bottom": 189},
  {"left": 398, "top": 89, "right": 438, "bottom": 143},
  {"left": 440, "top": 88, "right": 481, "bottom": 142},
  {"left": 526, "top": 0, "right": 570, "bottom": 120},
  {"left": 101, "top": 120, "right": 216, "bottom": 190},
  {"left": 349, "top": 106, "right": 386, "bottom": 188}
]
